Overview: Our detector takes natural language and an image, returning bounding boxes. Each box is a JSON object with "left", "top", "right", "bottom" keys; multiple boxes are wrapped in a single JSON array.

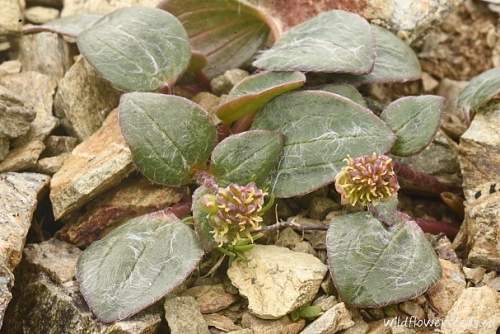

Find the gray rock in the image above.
[
  {"left": 0, "top": 137, "right": 8, "bottom": 161},
  {"left": 300, "top": 303, "right": 354, "bottom": 334},
  {"left": 0, "top": 0, "right": 23, "bottom": 36},
  {"left": 0, "top": 172, "right": 50, "bottom": 327},
  {"left": 240, "top": 312, "right": 305, "bottom": 334},
  {"left": 61, "top": 0, "right": 158, "bottom": 17},
  {"left": 25, "top": 6, "right": 60, "bottom": 24},
  {"left": 164, "top": 296, "right": 210, "bottom": 334},
  {"left": 0, "top": 85, "right": 36, "bottom": 139},
  {"left": 0, "top": 140, "right": 45, "bottom": 172},
  {"left": 54, "top": 56, "right": 120, "bottom": 140},
  {"left": 35, "top": 153, "right": 69, "bottom": 175},
  {"left": 43, "top": 136, "right": 78, "bottom": 156},
  {"left": 210, "top": 69, "right": 249, "bottom": 96},
  {"left": 227, "top": 245, "right": 327, "bottom": 319}
]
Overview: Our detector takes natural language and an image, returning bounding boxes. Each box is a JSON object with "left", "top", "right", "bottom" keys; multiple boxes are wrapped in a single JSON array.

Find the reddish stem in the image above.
[
  {"left": 166, "top": 197, "right": 193, "bottom": 219},
  {"left": 231, "top": 113, "right": 255, "bottom": 134},
  {"left": 217, "top": 123, "right": 231, "bottom": 142},
  {"left": 398, "top": 212, "right": 459, "bottom": 239}
]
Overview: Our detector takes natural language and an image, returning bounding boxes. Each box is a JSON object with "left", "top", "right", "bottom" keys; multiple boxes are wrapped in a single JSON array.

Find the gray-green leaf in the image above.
[
  {"left": 216, "top": 71, "right": 305, "bottom": 124},
  {"left": 315, "top": 84, "right": 366, "bottom": 107},
  {"left": 253, "top": 10, "right": 375, "bottom": 74},
  {"left": 457, "top": 67, "right": 500, "bottom": 115},
  {"left": 326, "top": 212, "right": 441, "bottom": 307},
  {"left": 252, "top": 91, "right": 395, "bottom": 198},
  {"left": 192, "top": 185, "right": 216, "bottom": 252},
  {"left": 23, "top": 14, "right": 102, "bottom": 37},
  {"left": 381, "top": 95, "right": 444, "bottom": 156},
  {"left": 77, "top": 211, "right": 204, "bottom": 322},
  {"left": 78, "top": 7, "right": 191, "bottom": 92},
  {"left": 119, "top": 93, "right": 216, "bottom": 186},
  {"left": 211, "top": 130, "right": 284, "bottom": 187}
]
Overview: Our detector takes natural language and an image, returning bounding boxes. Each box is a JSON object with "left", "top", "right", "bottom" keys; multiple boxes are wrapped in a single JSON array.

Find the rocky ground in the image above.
[{"left": 0, "top": 0, "right": 499, "bottom": 333}]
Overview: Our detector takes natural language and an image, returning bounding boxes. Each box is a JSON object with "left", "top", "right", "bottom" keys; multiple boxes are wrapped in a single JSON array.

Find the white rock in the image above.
[
  {"left": 300, "top": 302, "right": 354, "bottom": 334},
  {"left": 0, "top": 0, "right": 23, "bottom": 36},
  {"left": 25, "top": 6, "right": 60, "bottom": 24}
]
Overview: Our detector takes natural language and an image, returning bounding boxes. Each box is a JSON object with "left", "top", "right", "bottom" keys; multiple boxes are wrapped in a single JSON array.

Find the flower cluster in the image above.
[
  {"left": 202, "top": 183, "right": 267, "bottom": 246},
  {"left": 335, "top": 153, "right": 399, "bottom": 206}
]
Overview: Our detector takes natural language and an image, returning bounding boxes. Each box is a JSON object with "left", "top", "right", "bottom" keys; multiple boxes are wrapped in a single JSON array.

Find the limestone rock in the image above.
[
  {"left": 204, "top": 313, "right": 242, "bottom": 332},
  {"left": 0, "top": 172, "right": 50, "bottom": 327},
  {"left": 164, "top": 296, "right": 210, "bottom": 334},
  {"left": 300, "top": 303, "right": 354, "bottom": 334},
  {"left": 0, "top": 85, "right": 36, "bottom": 139},
  {"left": 463, "top": 266, "right": 486, "bottom": 285},
  {"left": 25, "top": 6, "right": 60, "bottom": 24},
  {"left": 227, "top": 245, "right": 327, "bottom": 319},
  {"left": 426, "top": 259, "right": 466, "bottom": 317},
  {"left": 458, "top": 107, "right": 500, "bottom": 269},
  {"left": 240, "top": 312, "right": 305, "bottom": 334},
  {"left": 210, "top": 69, "right": 249, "bottom": 96},
  {"left": 0, "top": 140, "right": 45, "bottom": 173},
  {"left": 57, "top": 176, "right": 183, "bottom": 246},
  {"left": 35, "top": 153, "right": 69, "bottom": 175},
  {"left": 61, "top": 0, "right": 158, "bottom": 17},
  {"left": 0, "top": 137, "right": 8, "bottom": 162},
  {"left": 183, "top": 284, "right": 239, "bottom": 314},
  {"left": 43, "top": 136, "right": 78, "bottom": 156},
  {"left": 0, "top": 60, "right": 21, "bottom": 77},
  {"left": 0, "top": 0, "right": 23, "bottom": 36},
  {"left": 50, "top": 109, "right": 134, "bottom": 220},
  {"left": 442, "top": 286, "right": 500, "bottom": 334},
  {"left": 14, "top": 32, "right": 74, "bottom": 80}
]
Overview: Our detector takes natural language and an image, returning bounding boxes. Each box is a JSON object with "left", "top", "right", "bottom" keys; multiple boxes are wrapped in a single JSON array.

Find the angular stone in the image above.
[
  {"left": 204, "top": 313, "right": 242, "bottom": 332},
  {"left": 227, "top": 245, "right": 327, "bottom": 319},
  {"left": 241, "top": 312, "right": 305, "bottom": 334},
  {"left": 164, "top": 296, "right": 210, "bottom": 334},
  {"left": 399, "top": 301, "right": 426, "bottom": 320},
  {"left": 0, "top": 172, "right": 50, "bottom": 327},
  {"left": 24, "top": 6, "right": 60, "bottom": 24},
  {"left": 0, "top": 140, "right": 45, "bottom": 173},
  {"left": 43, "top": 136, "right": 78, "bottom": 156},
  {"left": 35, "top": 153, "right": 69, "bottom": 175},
  {"left": 14, "top": 32, "right": 74, "bottom": 80},
  {"left": 463, "top": 266, "right": 486, "bottom": 285},
  {"left": 426, "top": 259, "right": 466, "bottom": 317},
  {"left": 0, "top": 137, "right": 8, "bottom": 162},
  {"left": 183, "top": 284, "right": 239, "bottom": 314},
  {"left": 458, "top": 107, "right": 500, "bottom": 269},
  {"left": 55, "top": 56, "right": 120, "bottom": 140},
  {"left": 300, "top": 303, "right": 354, "bottom": 334},
  {"left": 0, "top": 0, "right": 23, "bottom": 36},
  {"left": 61, "top": 0, "right": 158, "bottom": 17},
  {"left": 50, "top": 109, "right": 134, "bottom": 220},
  {"left": 442, "top": 286, "right": 500, "bottom": 334},
  {"left": 0, "top": 85, "right": 36, "bottom": 139},
  {"left": 57, "top": 176, "right": 183, "bottom": 247}
]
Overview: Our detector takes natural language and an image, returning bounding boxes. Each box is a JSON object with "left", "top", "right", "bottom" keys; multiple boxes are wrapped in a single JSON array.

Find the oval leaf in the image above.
[
  {"left": 159, "top": 0, "right": 278, "bottom": 79},
  {"left": 23, "top": 14, "right": 102, "bottom": 38},
  {"left": 326, "top": 212, "right": 441, "bottom": 307},
  {"left": 457, "top": 67, "right": 500, "bottom": 115},
  {"left": 77, "top": 212, "right": 204, "bottom": 322},
  {"left": 381, "top": 95, "right": 444, "bottom": 156},
  {"left": 211, "top": 130, "right": 284, "bottom": 187},
  {"left": 315, "top": 84, "right": 366, "bottom": 107},
  {"left": 78, "top": 7, "right": 191, "bottom": 92},
  {"left": 119, "top": 93, "right": 217, "bottom": 186},
  {"left": 216, "top": 71, "right": 306, "bottom": 124},
  {"left": 252, "top": 91, "right": 396, "bottom": 198},
  {"left": 253, "top": 10, "right": 375, "bottom": 74}
]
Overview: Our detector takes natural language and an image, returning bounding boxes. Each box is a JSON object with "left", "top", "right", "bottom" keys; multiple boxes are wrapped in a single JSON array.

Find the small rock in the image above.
[
  {"left": 164, "top": 296, "right": 211, "bottom": 334},
  {"left": 210, "top": 69, "right": 249, "bottom": 96},
  {"left": 57, "top": 176, "right": 183, "bottom": 246},
  {"left": 61, "top": 0, "right": 158, "bottom": 17},
  {"left": 227, "top": 245, "right": 327, "bottom": 319},
  {"left": 388, "top": 325, "right": 416, "bottom": 334},
  {"left": 313, "top": 295, "right": 338, "bottom": 312},
  {"left": 486, "top": 277, "right": 500, "bottom": 291},
  {"left": 0, "top": 172, "right": 50, "bottom": 327},
  {"left": 421, "top": 72, "right": 439, "bottom": 92},
  {"left": 0, "top": 0, "right": 23, "bottom": 36},
  {"left": 25, "top": 6, "right": 60, "bottom": 24},
  {"left": 300, "top": 302, "right": 354, "bottom": 334},
  {"left": 54, "top": 56, "right": 120, "bottom": 140},
  {"left": 398, "top": 302, "right": 426, "bottom": 320},
  {"left": 426, "top": 259, "right": 466, "bottom": 317},
  {"left": 43, "top": 136, "right": 78, "bottom": 156},
  {"left": 441, "top": 286, "right": 500, "bottom": 334},
  {"left": 308, "top": 196, "right": 340, "bottom": 220},
  {"left": 50, "top": 109, "right": 134, "bottom": 220},
  {"left": 276, "top": 227, "right": 317, "bottom": 255},
  {"left": 192, "top": 92, "right": 221, "bottom": 113},
  {"left": 463, "top": 266, "right": 487, "bottom": 285},
  {"left": 437, "top": 78, "right": 469, "bottom": 138},
  {"left": 241, "top": 312, "right": 305, "bottom": 334},
  {"left": 228, "top": 330, "right": 253, "bottom": 334},
  {"left": 432, "top": 234, "right": 461, "bottom": 264},
  {"left": 0, "top": 140, "right": 45, "bottom": 172},
  {"left": 204, "top": 313, "right": 242, "bottom": 332},
  {"left": 0, "top": 137, "right": 8, "bottom": 161},
  {"left": 35, "top": 153, "right": 69, "bottom": 175},
  {"left": 342, "top": 318, "right": 370, "bottom": 334},
  {"left": 0, "top": 60, "right": 21, "bottom": 77},
  {"left": 0, "top": 85, "right": 36, "bottom": 139},
  {"left": 183, "top": 284, "right": 239, "bottom": 314}
]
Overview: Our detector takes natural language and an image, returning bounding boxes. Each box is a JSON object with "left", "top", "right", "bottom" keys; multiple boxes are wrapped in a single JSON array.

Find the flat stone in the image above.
[
  {"left": 300, "top": 302, "right": 354, "bottom": 334},
  {"left": 0, "top": 0, "right": 23, "bottom": 36},
  {"left": 35, "top": 153, "right": 69, "bottom": 175},
  {"left": 441, "top": 286, "right": 500, "bottom": 334},
  {"left": 0, "top": 172, "right": 50, "bottom": 327},
  {"left": 0, "top": 140, "right": 45, "bottom": 173},
  {"left": 0, "top": 137, "right": 8, "bottom": 162},
  {"left": 164, "top": 296, "right": 210, "bottom": 334},
  {"left": 458, "top": 107, "right": 500, "bottom": 269},
  {"left": 61, "top": 0, "right": 158, "bottom": 17},
  {"left": 399, "top": 301, "right": 426, "bottom": 320},
  {"left": 57, "top": 176, "right": 183, "bottom": 246},
  {"left": 183, "top": 284, "right": 239, "bottom": 314},
  {"left": 204, "top": 313, "right": 242, "bottom": 332},
  {"left": 463, "top": 266, "right": 486, "bottom": 285},
  {"left": 25, "top": 6, "right": 60, "bottom": 24},
  {"left": 55, "top": 56, "right": 120, "bottom": 140},
  {"left": 227, "top": 245, "right": 327, "bottom": 319},
  {"left": 0, "top": 85, "right": 36, "bottom": 139},
  {"left": 0, "top": 60, "right": 21, "bottom": 77},
  {"left": 43, "top": 136, "right": 78, "bottom": 156},
  {"left": 426, "top": 259, "right": 466, "bottom": 317},
  {"left": 240, "top": 312, "right": 305, "bottom": 334},
  {"left": 14, "top": 32, "right": 74, "bottom": 81},
  {"left": 50, "top": 109, "right": 134, "bottom": 220}
]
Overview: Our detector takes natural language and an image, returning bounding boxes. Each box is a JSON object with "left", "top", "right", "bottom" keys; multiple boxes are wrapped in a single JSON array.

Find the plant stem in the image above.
[
  {"left": 398, "top": 212, "right": 459, "bottom": 239},
  {"left": 231, "top": 113, "right": 255, "bottom": 134}
]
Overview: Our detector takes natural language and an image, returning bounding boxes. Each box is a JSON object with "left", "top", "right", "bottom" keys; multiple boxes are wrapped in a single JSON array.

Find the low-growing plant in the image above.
[{"left": 31, "top": 0, "right": 500, "bottom": 323}]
